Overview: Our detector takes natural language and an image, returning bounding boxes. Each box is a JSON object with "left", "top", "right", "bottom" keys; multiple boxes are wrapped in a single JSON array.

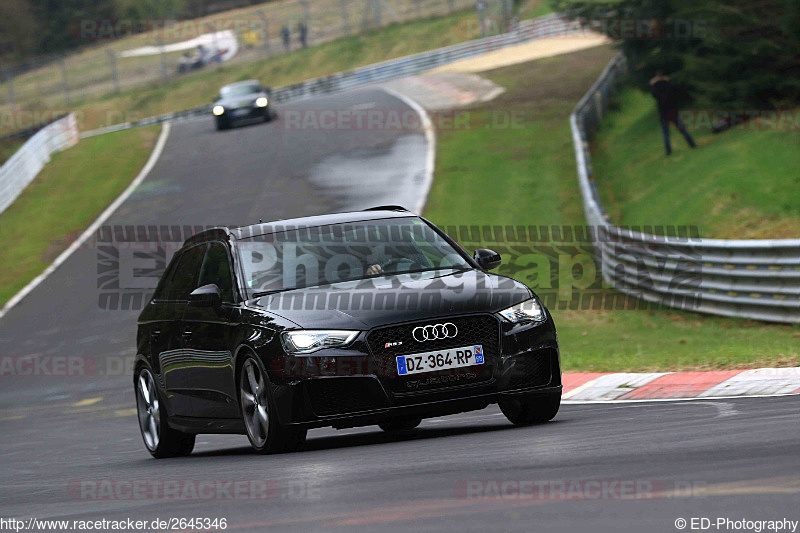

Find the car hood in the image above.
[{"left": 248, "top": 269, "right": 532, "bottom": 329}]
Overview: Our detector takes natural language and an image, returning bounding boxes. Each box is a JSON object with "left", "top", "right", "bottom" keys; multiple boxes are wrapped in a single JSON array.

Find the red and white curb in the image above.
[{"left": 561, "top": 367, "right": 800, "bottom": 402}]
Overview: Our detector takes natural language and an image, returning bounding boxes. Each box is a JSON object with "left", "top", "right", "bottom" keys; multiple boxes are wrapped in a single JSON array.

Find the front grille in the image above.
[
  {"left": 367, "top": 315, "right": 500, "bottom": 393},
  {"left": 506, "top": 349, "right": 553, "bottom": 390},
  {"left": 305, "top": 378, "right": 383, "bottom": 416}
]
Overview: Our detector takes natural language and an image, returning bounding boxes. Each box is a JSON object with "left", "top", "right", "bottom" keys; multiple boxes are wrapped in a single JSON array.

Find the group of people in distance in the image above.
[{"left": 281, "top": 22, "right": 308, "bottom": 52}]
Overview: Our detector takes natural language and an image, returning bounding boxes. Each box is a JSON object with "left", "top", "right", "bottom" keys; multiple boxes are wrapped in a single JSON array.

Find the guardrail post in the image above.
[
  {"left": 206, "top": 22, "right": 222, "bottom": 70},
  {"left": 59, "top": 57, "right": 71, "bottom": 105},
  {"left": 373, "top": 0, "right": 382, "bottom": 27},
  {"left": 157, "top": 35, "right": 168, "bottom": 81},
  {"left": 502, "top": 0, "right": 512, "bottom": 32},
  {"left": 340, "top": 0, "right": 351, "bottom": 35},
  {"left": 301, "top": 0, "right": 311, "bottom": 36},
  {"left": 256, "top": 9, "right": 271, "bottom": 55},
  {"left": 3, "top": 67, "right": 15, "bottom": 109},
  {"left": 106, "top": 49, "right": 120, "bottom": 94}
]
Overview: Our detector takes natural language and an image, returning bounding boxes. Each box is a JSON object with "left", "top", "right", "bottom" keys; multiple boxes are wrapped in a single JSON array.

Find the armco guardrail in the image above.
[
  {"left": 0, "top": 113, "right": 79, "bottom": 214},
  {"left": 82, "top": 14, "right": 586, "bottom": 138},
  {"left": 570, "top": 55, "right": 800, "bottom": 323}
]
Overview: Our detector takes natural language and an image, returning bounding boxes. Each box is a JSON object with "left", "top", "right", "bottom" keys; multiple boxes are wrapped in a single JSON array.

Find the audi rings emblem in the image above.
[{"left": 412, "top": 323, "right": 458, "bottom": 342}]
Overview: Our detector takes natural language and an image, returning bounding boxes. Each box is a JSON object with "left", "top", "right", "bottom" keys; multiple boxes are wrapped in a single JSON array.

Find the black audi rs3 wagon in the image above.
[{"left": 134, "top": 207, "right": 561, "bottom": 458}]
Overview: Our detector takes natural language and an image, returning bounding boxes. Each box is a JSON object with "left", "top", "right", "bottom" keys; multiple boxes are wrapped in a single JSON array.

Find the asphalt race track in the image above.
[{"left": 0, "top": 88, "right": 798, "bottom": 532}]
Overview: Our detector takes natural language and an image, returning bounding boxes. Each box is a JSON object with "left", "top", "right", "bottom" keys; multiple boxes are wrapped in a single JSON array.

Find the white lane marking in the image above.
[
  {"left": 561, "top": 377, "right": 602, "bottom": 400},
  {"left": 0, "top": 122, "right": 172, "bottom": 320},
  {"left": 380, "top": 87, "right": 436, "bottom": 215}
]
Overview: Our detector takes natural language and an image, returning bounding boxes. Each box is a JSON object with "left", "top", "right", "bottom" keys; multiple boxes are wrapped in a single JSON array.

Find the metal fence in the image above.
[
  {"left": 0, "top": 0, "right": 514, "bottom": 115},
  {"left": 81, "top": 14, "right": 584, "bottom": 137},
  {"left": 570, "top": 55, "right": 800, "bottom": 323},
  {"left": 0, "top": 114, "right": 79, "bottom": 214}
]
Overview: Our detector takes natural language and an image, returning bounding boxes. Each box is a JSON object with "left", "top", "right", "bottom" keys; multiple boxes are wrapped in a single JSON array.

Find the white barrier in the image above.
[
  {"left": 570, "top": 55, "right": 800, "bottom": 323},
  {"left": 0, "top": 114, "right": 80, "bottom": 214}
]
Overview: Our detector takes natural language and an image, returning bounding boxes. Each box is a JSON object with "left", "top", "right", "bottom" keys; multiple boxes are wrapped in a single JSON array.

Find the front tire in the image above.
[
  {"left": 499, "top": 393, "right": 560, "bottom": 426},
  {"left": 238, "top": 355, "right": 306, "bottom": 454},
  {"left": 215, "top": 117, "right": 230, "bottom": 130},
  {"left": 135, "top": 368, "right": 196, "bottom": 458}
]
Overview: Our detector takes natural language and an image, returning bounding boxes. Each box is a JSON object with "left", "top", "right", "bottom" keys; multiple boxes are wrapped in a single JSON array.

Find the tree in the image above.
[
  {"left": 0, "top": 0, "right": 41, "bottom": 61},
  {"left": 552, "top": 0, "right": 800, "bottom": 109}
]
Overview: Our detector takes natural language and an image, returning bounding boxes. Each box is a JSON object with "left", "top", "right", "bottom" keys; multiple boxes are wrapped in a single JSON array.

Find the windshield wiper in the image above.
[
  {"left": 359, "top": 266, "right": 472, "bottom": 280},
  {"left": 250, "top": 288, "right": 298, "bottom": 298}
]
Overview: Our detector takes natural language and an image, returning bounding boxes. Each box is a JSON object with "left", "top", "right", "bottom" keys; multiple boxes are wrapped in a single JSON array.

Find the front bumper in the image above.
[
  {"left": 267, "top": 313, "right": 561, "bottom": 429},
  {"left": 215, "top": 105, "right": 269, "bottom": 122}
]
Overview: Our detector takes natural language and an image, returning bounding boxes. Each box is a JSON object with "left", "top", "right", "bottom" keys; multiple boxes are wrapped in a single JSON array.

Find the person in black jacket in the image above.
[
  {"left": 649, "top": 71, "right": 696, "bottom": 156},
  {"left": 281, "top": 25, "right": 291, "bottom": 52}
]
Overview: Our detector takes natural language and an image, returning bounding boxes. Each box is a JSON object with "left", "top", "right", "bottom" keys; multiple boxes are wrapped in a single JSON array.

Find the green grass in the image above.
[
  {"left": 0, "top": 139, "right": 23, "bottom": 165},
  {"left": 592, "top": 88, "right": 800, "bottom": 239},
  {"left": 0, "top": 126, "right": 159, "bottom": 306},
  {"left": 424, "top": 46, "right": 800, "bottom": 372}
]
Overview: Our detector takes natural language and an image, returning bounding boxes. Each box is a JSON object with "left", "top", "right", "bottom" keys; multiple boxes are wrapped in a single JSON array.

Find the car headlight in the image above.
[
  {"left": 498, "top": 298, "right": 545, "bottom": 324},
  {"left": 212, "top": 105, "right": 225, "bottom": 116},
  {"left": 255, "top": 97, "right": 268, "bottom": 107},
  {"left": 281, "top": 330, "right": 359, "bottom": 355}
]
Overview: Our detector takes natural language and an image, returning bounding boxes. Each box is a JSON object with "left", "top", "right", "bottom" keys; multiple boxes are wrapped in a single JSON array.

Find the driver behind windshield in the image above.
[{"left": 239, "top": 219, "right": 470, "bottom": 294}]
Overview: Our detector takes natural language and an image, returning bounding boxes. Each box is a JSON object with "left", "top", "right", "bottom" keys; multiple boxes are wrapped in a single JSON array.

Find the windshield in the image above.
[
  {"left": 220, "top": 82, "right": 261, "bottom": 98},
  {"left": 237, "top": 218, "right": 471, "bottom": 294}
]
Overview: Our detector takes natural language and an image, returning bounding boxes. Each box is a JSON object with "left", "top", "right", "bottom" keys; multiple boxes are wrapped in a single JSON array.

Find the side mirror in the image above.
[
  {"left": 189, "top": 284, "right": 222, "bottom": 308},
  {"left": 473, "top": 249, "right": 501, "bottom": 270}
]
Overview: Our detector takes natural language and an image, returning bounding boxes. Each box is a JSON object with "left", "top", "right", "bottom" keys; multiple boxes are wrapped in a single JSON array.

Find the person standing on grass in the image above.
[
  {"left": 649, "top": 71, "right": 696, "bottom": 156},
  {"left": 298, "top": 22, "right": 308, "bottom": 49},
  {"left": 281, "top": 25, "right": 291, "bottom": 52}
]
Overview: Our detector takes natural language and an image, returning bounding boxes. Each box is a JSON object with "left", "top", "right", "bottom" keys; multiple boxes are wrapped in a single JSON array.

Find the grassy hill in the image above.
[{"left": 592, "top": 89, "right": 800, "bottom": 239}]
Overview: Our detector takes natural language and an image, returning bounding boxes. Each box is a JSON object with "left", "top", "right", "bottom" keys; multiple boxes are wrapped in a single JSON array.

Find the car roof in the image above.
[{"left": 182, "top": 207, "right": 416, "bottom": 246}]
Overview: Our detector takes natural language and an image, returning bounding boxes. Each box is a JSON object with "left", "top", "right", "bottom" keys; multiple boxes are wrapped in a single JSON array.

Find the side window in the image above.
[
  {"left": 163, "top": 244, "right": 207, "bottom": 301},
  {"left": 152, "top": 252, "right": 180, "bottom": 301},
  {"left": 198, "top": 243, "right": 235, "bottom": 302}
]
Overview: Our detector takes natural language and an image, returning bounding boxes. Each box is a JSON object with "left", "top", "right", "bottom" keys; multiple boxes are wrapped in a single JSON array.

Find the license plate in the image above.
[
  {"left": 396, "top": 345, "right": 484, "bottom": 376},
  {"left": 232, "top": 108, "right": 250, "bottom": 116}
]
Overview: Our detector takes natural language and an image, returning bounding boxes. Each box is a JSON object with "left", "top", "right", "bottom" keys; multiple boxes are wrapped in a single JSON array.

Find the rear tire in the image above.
[
  {"left": 238, "top": 354, "right": 306, "bottom": 454},
  {"left": 378, "top": 418, "right": 422, "bottom": 433},
  {"left": 135, "top": 368, "right": 196, "bottom": 459},
  {"left": 499, "top": 393, "right": 560, "bottom": 426}
]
